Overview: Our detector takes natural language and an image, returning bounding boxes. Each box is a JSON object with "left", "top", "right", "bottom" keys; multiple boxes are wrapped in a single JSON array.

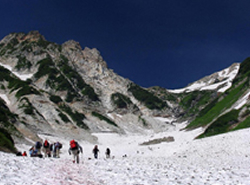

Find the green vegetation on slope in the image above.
[
  {"left": 92, "top": 111, "right": 118, "bottom": 127},
  {"left": 128, "top": 83, "right": 168, "bottom": 110},
  {"left": 0, "top": 99, "right": 18, "bottom": 153},
  {"left": 59, "top": 104, "right": 88, "bottom": 129},
  {"left": 187, "top": 82, "right": 246, "bottom": 129},
  {"left": 198, "top": 109, "right": 239, "bottom": 138},
  {"left": 179, "top": 90, "right": 215, "bottom": 117},
  {"left": 233, "top": 115, "right": 250, "bottom": 131},
  {"left": 111, "top": 92, "right": 134, "bottom": 109},
  {"left": 0, "top": 128, "right": 17, "bottom": 153}
]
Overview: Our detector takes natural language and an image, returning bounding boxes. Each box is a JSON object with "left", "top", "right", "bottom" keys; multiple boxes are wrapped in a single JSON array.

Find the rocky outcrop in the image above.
[{"left": 0, "top": 31, "right": 176, "bottom": 145}]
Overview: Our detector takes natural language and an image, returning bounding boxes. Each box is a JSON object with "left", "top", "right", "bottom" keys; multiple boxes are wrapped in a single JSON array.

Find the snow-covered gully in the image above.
[{"left": 1, "top": 124, "right": 250, "bottom": 185}]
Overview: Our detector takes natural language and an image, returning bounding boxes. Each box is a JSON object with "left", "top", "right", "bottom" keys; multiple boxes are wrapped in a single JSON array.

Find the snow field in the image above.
[{"left": 1, "top": 124, "right": 250, "bottom": 185}]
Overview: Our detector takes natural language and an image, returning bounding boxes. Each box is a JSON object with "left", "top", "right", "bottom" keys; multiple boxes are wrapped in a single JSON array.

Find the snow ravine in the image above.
[{"left": 1, "top": 122, "right": 250, "bottom": 185}]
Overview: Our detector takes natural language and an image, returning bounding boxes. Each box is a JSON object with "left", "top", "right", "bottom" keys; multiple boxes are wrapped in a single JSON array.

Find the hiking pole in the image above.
[{"left": 81, "top": 152, "right": 84, "bottom": 164}]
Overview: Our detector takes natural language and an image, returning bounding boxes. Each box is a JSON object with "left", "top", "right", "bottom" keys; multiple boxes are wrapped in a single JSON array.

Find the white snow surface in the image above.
[
  {"left": 1, "top": 122, "right": 250, "bottom": 185},
  {"left": 0, "top": 63, "right": 33, "bottom": 80},
  {"left": 234, "top": 90, "right": 250, "bottom": 110},
  {"left": 169, "top": 64, "right": 240, "bottom": 93},
  {"left": 0, "top": 94, "right": 10, "bottom": 105}
]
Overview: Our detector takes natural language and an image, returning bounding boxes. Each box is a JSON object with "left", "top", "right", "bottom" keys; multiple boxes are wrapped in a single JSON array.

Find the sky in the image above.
[{"left": 0, "top": 0, "right": 250, "bottom": 89}]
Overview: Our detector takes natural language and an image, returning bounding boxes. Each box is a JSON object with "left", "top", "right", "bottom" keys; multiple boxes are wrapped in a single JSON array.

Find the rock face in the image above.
[
  {"left": 0, "top": 31, "right": 248, "bottom": 150},
  {"left": 0, "top": 31, "right": 176, "bottom": 144}
]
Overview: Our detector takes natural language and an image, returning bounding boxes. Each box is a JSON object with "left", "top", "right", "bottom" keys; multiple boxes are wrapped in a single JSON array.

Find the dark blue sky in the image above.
[{"left": 1, "top": 0, "right": 250, "bottom": 89}]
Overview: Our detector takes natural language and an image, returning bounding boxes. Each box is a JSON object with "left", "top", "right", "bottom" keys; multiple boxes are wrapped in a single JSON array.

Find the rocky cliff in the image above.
[{"left": 0, "top": 31, "right": 250, "bottom": 152}]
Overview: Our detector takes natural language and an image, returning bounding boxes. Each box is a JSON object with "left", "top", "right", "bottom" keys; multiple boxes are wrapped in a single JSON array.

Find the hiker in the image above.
[
  {"left": 54, "top": 142, "right": 62, "bottom": 158},
  {"left": 105, "top": 148, "right": 111, "bottom": 158},
  {"left": 29, "top": 146, "right": 37, "bottom": 157},
  {"left": 16, "top": 151, "right": 22, "bottom": 156},
  {"left": 68, "top": 140, "right": 83, "bottom": 164},
  {"left": 35, "top": 141, "right": 42, "bottom": 155},
  {"left": 42, "top": 139, "right": 51, "bottom": 157},
  {"left": 22, "top": 151, "right": 27, "bottom": 156},
  {"left": 29, "top": 146, "right": 42, "bottom": 158},
  {"left": 93, "top": 145, "right": 99, "bottom": 159}
]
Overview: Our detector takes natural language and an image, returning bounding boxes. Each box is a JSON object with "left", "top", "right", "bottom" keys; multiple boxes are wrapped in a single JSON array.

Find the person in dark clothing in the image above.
[
  {"left": 68, "top": 140, "right": 83, "bottom": 163},
  {"left": 42, "top": 140, "right": 51, "bottom": 157},
  {"left": 105, "top": 148, "right": 111, "bottom": 159},
  {"left": 93, "top": 145, "right": 99, "bottom": 159}
]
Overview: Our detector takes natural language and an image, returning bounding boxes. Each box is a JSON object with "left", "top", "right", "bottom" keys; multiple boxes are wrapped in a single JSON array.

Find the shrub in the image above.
[
  {"left": 59, "top": 104, "right": 88, "bottom": 129},
  {"left": 19, "top": 98, "right": 35, "bottom": 115},
  {"left": 81, "top": 85, "right": 99, "bottom": 101},
  {"left": 128, "top": 83, "right": 167, "bottom": 110},
  {"left": 15, "top": 55, "right": 32, "bottom": 70},
  {"left": 92, "top": 111, "right": 118, "bottom": 127},
  {"left": 0, "top": 128, "right": 17, "bottom": 153},
  {"left": 50, "top": 95, "right": 63, "bottom": 104},
  {"left": 111, "top": 92, "right": 133, "bottom": 108}
]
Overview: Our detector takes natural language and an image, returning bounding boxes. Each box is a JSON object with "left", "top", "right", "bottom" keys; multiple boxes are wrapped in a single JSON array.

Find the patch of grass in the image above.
[
  {"left": 232, "top": 115, "right": 250, "bottom": 131},
  {"left": 179, "top": 90, "right": 214, "bottom": 116},
  {"left": 187, "top": 82, "right": 246, "bottom": 129},
  {"left": 92, "top": 111, "right": 118, "bottom": 127},
  {"left": 197, "top": 109, "right": 239, "bottom": 138}
]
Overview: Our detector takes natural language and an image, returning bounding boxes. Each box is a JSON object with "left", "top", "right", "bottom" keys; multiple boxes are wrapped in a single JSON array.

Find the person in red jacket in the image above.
[
  {"left": 22, "top": 151, "right": 27, "bottom": 156},
  {"left": 68, "top": 140, "right": 83, "bottom": 163}
]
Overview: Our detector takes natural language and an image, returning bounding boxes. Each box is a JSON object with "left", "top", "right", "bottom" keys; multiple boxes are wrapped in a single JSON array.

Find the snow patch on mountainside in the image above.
[
  {"left": 169, "top": 63, "right": 240, "bottom": 93},
  {"left": 0, "top": 63, "right": 34, "bottom": 80},
  {"left": 234, "top": 90, "right": 250, "bottom": 110},
  {"left": 0, "top": 94, "right": 10, "bottom": 105}
]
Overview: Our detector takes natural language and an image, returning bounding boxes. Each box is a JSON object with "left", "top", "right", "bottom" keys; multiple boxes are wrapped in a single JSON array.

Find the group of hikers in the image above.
[
  {"left": 68, "top": 140, "right": 111, "bottom": 163},
  {"left": 17, "top": 139, "right": 111, "bottom": 164},
  {"left": 29, "top": 140, "right": 63, "bottom": 158}
]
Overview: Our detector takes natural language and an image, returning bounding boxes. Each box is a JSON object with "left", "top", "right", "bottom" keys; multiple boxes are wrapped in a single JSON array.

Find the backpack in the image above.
[
  {"left": 70, "top": 140, "right": 77, "bottom": 149},
  {"left": 43, "top": 140, "right": 49, "bottom": 148},
  {"left": 55, "top": 142, "right": 62, "bottom": 149},
  {"left": 58, "top": 143, "right": 62, "bottom": 149},
  {"left": 35, "top": 141, "right": 42, "bottom": 149}
]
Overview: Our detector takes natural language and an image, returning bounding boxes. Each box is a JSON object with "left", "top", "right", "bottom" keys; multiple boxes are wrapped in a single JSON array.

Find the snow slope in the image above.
[
  {"left": 1, "top": 121, "right": 250, "bottom": 185},
  {"left": 169, "top": 63, "right": 240, "bottom": 93},
  {"left": 0, "top": 63, "right": 34, "bottom": 81}
]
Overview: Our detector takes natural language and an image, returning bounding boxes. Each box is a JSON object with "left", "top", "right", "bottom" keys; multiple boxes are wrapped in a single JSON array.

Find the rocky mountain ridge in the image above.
[{"left": 0, "top": 31, "right": 249, "bottom": 152}]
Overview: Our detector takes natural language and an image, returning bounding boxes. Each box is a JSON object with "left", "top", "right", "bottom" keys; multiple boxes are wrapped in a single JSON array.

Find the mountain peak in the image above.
[{"left": 0, "top": 31, "right": 46, "bottom": 46}]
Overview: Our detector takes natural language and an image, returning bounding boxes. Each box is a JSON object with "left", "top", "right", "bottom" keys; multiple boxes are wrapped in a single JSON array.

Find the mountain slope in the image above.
[
  {"left": 0, "top": 31, "right": 250, "bottom": 152},
  {"left": 0, "top": 31, "right": 174, "bottom": 151},
  {"left": 186, "top": 57, "right": 250, "bottom": 137}
]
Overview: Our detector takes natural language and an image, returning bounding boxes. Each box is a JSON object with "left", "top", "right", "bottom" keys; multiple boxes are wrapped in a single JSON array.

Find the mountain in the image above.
[{"left": 0, "top": 31, "right": 249, "bottom": 152}]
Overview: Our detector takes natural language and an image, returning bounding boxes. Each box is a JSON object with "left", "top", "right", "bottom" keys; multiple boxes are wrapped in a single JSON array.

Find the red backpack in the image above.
[
  {"left": 44, "top": 140, "right": 49, "bottom": 148},
  {"left": 70, "top": 140, "right": 77, "bottom": 149}
]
